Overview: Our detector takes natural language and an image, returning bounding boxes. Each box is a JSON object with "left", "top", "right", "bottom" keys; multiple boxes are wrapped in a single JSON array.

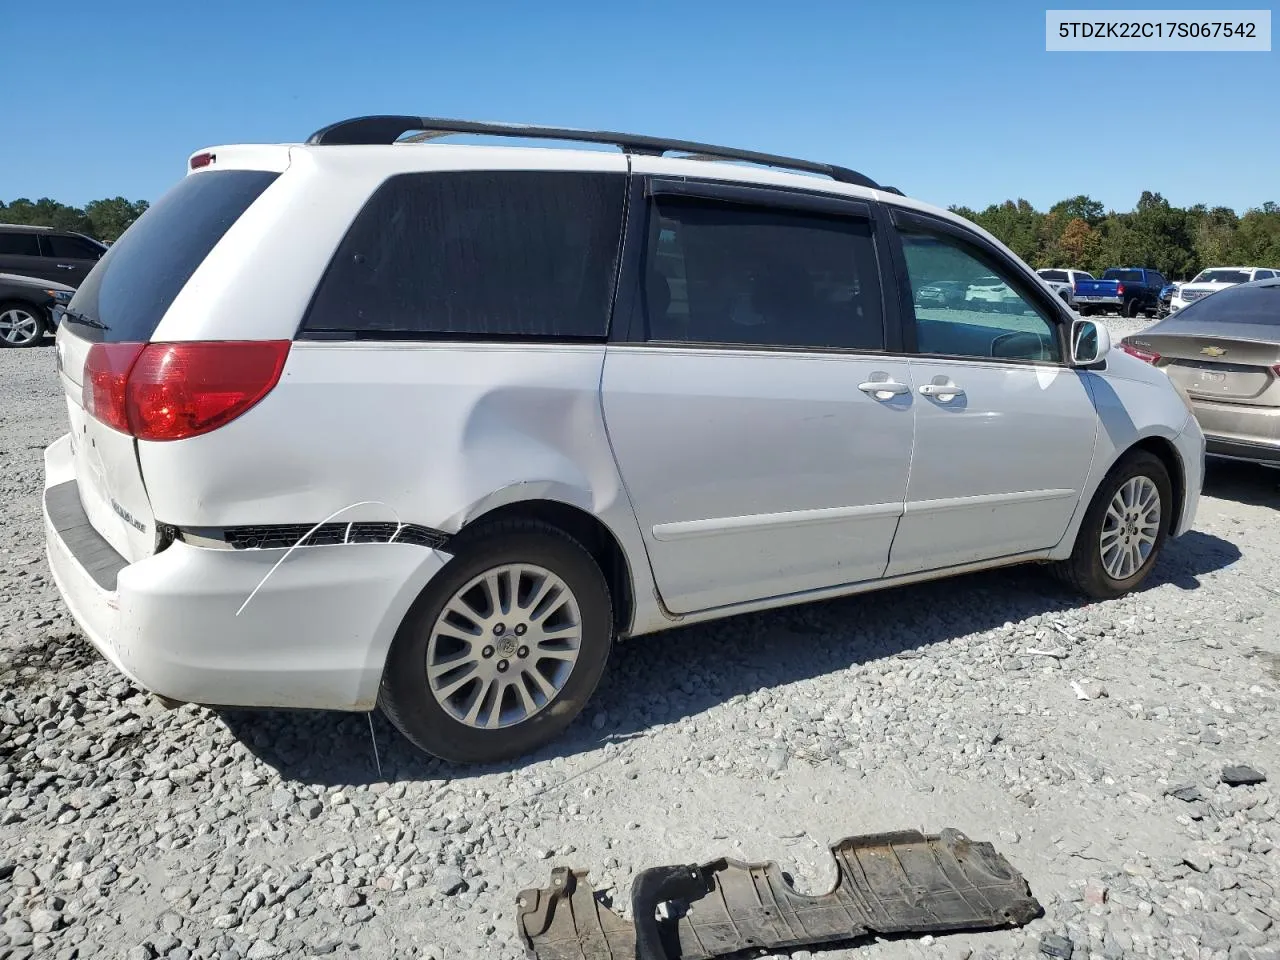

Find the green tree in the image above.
[
  {"left": 0, "top": 197, "right": 91, "bottom": 233},
  {"left": 85, "top": 197, "right": 150, "bottom": 242},
  {"left": 1050, "top": 195, "right": 1106, "bottom": 226}
]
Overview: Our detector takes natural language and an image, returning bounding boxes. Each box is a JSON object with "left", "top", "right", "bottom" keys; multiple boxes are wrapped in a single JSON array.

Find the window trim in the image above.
[
  {"left": 611, "top": 176, "right": 901, "bottom": 356},
  {"left": 886, "top": 207, "right": 1072, "bottom": 367},
  {"left": 296, "top": 169, "right": 630, "bottom": 343}
]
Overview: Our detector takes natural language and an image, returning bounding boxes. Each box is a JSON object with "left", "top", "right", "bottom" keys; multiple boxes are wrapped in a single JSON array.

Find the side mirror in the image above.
[{"left": 1070, "top": 318, "right": 1111, "bottom": 365}]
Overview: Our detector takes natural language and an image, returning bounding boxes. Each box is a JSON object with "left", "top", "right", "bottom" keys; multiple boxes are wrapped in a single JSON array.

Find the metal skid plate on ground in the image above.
[{"left": 516, "top": 828, "right": 1042, "bottom": 960}]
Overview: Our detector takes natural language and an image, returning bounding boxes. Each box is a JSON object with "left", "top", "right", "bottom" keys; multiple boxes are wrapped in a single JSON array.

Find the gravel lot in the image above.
[{"left": 2, "top": 320, "right": 1279, "bottom": 960}]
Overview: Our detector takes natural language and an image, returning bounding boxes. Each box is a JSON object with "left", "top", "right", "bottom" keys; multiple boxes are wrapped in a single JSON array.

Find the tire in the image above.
[
  {"left": 1124, "top": 298, "right": 1140, "bottom": 319},
  {"left": 1052, "top": 450, "right": 1172, "bottom": 599},
  {"left": 0, "top": 302, "right": 46, "bottom": 348},
  {"left": 379, "top": 518, "right": 613, "bottom": 764}
]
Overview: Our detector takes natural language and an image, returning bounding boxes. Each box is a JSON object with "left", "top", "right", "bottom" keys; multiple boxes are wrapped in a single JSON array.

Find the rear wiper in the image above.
[{"left": 60, "top": 309, "right": 109, "bottom": 331}]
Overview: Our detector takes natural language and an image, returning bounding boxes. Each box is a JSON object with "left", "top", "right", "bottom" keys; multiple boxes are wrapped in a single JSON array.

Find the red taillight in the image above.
[
  {"left": 190, "top": 152, "right": 216, "bottom": 170},
  {"left": 83, "top": 341, "right": 290, "bottom": 441},
  {"left": 83, "top": 343, "right": 146, "bottom": 434},
  {"left": 1120, "top": 342, "right": 1160, "bottom": 365},
  {"left": 1116, "top": 283, "right": 1126, "bottom": 296}
]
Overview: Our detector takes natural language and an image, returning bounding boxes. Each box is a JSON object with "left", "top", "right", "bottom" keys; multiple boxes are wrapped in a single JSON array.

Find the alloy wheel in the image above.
[
  {"left": 0, "top": 308, "right": 41, "bottom": 346},
  {"left": 425, "top": 563, "right": 583, "bottom": 729},
  {"left": 1099, "top": 475, "right": 1161, "bottom": 580}
]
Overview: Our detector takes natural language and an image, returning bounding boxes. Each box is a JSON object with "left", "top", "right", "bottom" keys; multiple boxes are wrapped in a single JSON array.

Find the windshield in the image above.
[
  {"left": 1190, "top": 269, "right": 1251, "bottom": 284},
  {"left": 1167, "top": 284, "right": 1280, "bottom": 326},
  {"left": 1103, "top": 269, "right": 1144, "bottom": 282}
]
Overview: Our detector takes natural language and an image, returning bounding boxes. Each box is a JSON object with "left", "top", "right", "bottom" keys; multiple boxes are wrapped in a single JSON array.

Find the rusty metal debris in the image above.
[{"left": 517, "top": 828, "right": 1042, "bottom": 960}]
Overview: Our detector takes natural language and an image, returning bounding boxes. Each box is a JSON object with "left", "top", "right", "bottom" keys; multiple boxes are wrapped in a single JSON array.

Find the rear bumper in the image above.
[
  {"left": 43, "top": 433, "right": 450, "bottom": 710},
  {"left": 1205, "top": 436, "right": 1280, "bottom": 466},
  {"left": 1075, "top": 295, "right": 1123, "bottom": 307},
  {"left": 1190, "top": 399, "right": 1280, "bottom": 466}
]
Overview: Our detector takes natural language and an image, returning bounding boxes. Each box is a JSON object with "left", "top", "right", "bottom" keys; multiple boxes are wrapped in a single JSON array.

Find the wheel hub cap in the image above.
[
  {"left": 425, "top": 563, "right": 583, "bottom": 730},
  {"left": 1100, "top": 475, "right": 1161, "bottom": 581}
]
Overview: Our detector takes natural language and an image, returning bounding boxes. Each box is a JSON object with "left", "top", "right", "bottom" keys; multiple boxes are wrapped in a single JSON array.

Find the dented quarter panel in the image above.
[{"left": 135, "top": 341, "right": 665, "bottom": 636}]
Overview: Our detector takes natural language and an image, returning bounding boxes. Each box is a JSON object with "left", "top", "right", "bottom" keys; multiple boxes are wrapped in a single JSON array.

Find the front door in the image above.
[
  {"left": 602, "top": 175, "right": 915, "bottom": 614},
  {"left": 884, "top": 212, "right": 1099, "bottom": 576}
]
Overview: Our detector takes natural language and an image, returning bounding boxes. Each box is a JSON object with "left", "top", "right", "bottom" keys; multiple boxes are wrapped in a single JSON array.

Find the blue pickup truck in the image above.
[{"left": 1073, "top": 267, "right": 1170, "bottom": 318}]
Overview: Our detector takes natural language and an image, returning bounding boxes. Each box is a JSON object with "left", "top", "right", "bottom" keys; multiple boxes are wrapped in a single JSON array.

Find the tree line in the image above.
[
  {"left": 951, "top": 192, "right": 1280, "bottom": 281},
  {"left": 1, "top": 197, "right": 150, "bottom": 243},
  {"left": 5, "top": 190, "right": 1279, "bottom": 280}
]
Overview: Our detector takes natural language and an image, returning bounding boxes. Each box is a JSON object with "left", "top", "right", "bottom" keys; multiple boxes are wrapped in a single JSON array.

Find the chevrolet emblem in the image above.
[{"left": 1200, "top": 346, "right": 1227, "bottom": 358}]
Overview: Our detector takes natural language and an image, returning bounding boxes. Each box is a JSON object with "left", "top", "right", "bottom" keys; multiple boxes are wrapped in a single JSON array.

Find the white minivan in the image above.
[{"left": 44, "top": 116, "right": 1204, "bottom": 762}]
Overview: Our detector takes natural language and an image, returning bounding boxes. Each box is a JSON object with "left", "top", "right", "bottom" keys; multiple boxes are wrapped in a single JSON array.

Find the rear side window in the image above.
[
  {"left": 643, "top": 198, "right": 885, "bottom": 351},
  {"left": 1103, "top": 269, "right": 1144, "bottom": 282},
  {"left": 45, "top": 235, "right": 105, "bottom": 260},
  {"left": 0, "top": 232, "right": 40, "bottom": 256},
  {"left": 302, "top": 171, "right": 626, "bottom": 339},
  {"left": 68, "top": 170, "right": 279, "bottom": 343},
  {"left": 1038, "top": 270, "right": 1068, "bottom": 282}
]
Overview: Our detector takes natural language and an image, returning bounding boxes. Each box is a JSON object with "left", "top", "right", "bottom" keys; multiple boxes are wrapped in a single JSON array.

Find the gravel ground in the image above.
[{"left": 3, "top": 320, "right": 1280, "bottom": 960}]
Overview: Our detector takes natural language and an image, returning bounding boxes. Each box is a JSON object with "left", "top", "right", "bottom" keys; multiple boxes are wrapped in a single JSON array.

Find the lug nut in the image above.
[
  {"left": 517, "top": 646, "right": 529, "bottom": 658},
  {"left": 482, "top": 645, "right": 495, "bottom": 659},
  {"left": 493, "top": 623, "right": 505, "bottom": 636},
  {"left": 497, "top": 659, "right": 509, "bottom": 673},
  {"left": 514, "top": 624, "right": 527, "bottom": 636}
]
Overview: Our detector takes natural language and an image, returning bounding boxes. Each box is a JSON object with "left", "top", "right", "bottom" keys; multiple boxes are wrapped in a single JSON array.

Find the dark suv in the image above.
[{"left": 0, "top": 224, "right": 108, "bottom": 287}]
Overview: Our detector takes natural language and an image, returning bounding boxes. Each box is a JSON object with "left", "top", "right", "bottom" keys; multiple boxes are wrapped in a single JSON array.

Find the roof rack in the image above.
[{"left": 305, "top": 115, "right": 884, "bottom": 190}]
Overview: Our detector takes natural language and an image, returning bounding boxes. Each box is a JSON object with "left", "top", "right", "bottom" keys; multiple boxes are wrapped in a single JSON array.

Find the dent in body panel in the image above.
[{"left": 136, "top": 342, "right": 664, "bottom": 631}]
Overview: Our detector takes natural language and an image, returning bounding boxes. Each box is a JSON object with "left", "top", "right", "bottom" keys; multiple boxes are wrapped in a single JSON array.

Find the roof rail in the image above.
[{"left": 304, "top": 115, "right": 883, "bottom": 190}]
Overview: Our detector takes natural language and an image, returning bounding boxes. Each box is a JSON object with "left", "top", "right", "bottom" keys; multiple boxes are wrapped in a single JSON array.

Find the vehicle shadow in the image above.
[
  {"left": 1203, "top": 458, "right": 1280, "bottom": 510},
  {"left": 219, "top": 526, "right": 1241, "bottom": 788}
]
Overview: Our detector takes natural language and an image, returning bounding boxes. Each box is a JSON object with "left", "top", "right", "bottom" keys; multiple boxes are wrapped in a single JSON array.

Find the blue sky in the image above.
[{"left": 2, "top": 0, "right": 1276, "bottom": 213}]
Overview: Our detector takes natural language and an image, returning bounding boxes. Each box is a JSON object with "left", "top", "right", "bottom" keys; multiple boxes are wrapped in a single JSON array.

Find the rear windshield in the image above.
[
  {"left": 1191, "top": 269, "right": 1251, "bottom": 284},
  {"left": 1103, "top": 269, "right": 1144, "bottom": 282},
  {"left": 66, "top": 170, "right": 279, "bottom": 342},
  {"left": 1038, "top": 270, "right": 1068, "bottom": 282},
  {"left": 1168, "top": 284, "right": 1280, "bottom": 326}
]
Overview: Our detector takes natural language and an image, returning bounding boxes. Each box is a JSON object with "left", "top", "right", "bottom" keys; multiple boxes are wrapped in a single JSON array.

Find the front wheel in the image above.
[
  {"left": 1052, "top": 451, "right": 1172, "bottom": 599},
  {"left": 0, "top": 303, "right": 46, "bottom": 348},
  {"left": 379, "top": 519, "right": 613, "bottom": 764}
]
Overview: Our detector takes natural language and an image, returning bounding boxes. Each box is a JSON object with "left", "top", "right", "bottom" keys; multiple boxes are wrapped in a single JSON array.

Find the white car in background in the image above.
[
  {"left": 1171, "top": 266, "right": 1278, "bottom": 312},
  {"left": 964, "top": 276, "right": 1021, "bottom": 311},
  {"left": 1037, "top": 268, "right": 1094, "bottom": 308},
  {"left": 43, "top": 114, "right": 1205, "bottom": 764}
]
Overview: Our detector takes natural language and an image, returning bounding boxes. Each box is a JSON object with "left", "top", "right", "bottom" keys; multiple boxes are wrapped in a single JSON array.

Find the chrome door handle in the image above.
[
  {"left": 858, "top": 380, "right": 910, "bottom": 400},
  {"left": 56, "top": 264, "right": 76, "bottom": 269},
  {"left": 918, "top": 383, "right": 965, "bottom": 400}
]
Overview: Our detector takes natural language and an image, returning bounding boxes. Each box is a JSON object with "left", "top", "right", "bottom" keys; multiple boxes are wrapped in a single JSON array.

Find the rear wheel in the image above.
[
  {"left": 379, "top": 519, "right": 613, "bottom": 763},
  {"left": 1124, "top": 298, "right": 1141, "bottom": 319},
  {"left": 0, "top": 303, "right": 45, "bottom": 348},
  {"left": 1052, "top": 450, "right": 1172, "bottom": 599}
]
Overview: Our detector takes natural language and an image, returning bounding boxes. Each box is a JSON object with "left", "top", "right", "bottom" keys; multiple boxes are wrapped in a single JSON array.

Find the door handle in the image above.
[
  {"left": 918, "top": 382, "right": 965, "bottom": 401},
  {"left": 858, "top": 379, "right": 910, "bottom": 400},
  {"left": 56, "top": 263, "right": 76, "bottom": 269}
]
